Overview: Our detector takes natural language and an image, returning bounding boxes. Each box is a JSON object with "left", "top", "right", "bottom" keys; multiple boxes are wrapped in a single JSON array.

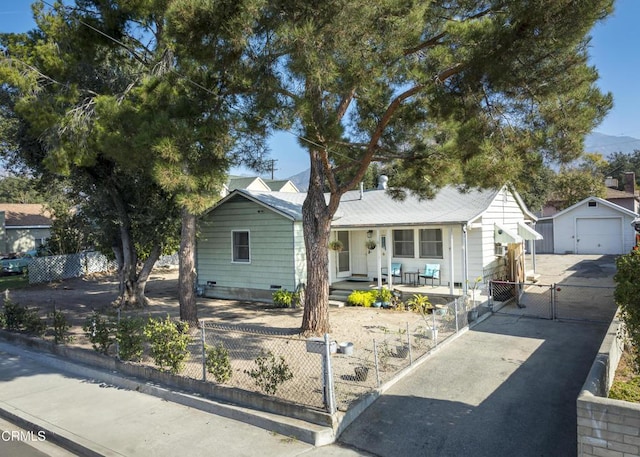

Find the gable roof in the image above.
[
  {"left": 606, "top": 187, "right": 639, "bottom": 200},
  {"left": 263, "top": 179, "right": 300, "bottom": 192},
  {"left": 551, "top": 196, "right": 638, "bottom": 219},
  {"left": 0, "top": 204, "right": 52, "bottom": 227},
  {"left": 209, "top": 185, "right": 532, "bottom": 227},
  {"left": 226, "top": 176, "right": 271, "bottom": 192}
]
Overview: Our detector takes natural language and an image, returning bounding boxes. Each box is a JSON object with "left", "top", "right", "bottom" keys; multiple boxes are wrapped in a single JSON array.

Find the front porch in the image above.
[{"left": 329, "top": 278, "right": 488, "bottom": 306}]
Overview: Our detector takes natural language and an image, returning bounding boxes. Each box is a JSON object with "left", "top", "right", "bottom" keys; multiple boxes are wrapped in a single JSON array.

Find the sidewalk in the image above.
[{"left": 0, "top": 342, "right": 366, "bottom": 457}]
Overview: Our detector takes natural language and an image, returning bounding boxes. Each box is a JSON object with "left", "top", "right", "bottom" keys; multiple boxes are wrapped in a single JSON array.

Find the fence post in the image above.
[
  {"left": 551, "top": 283, "right": 557, "bottom": 320},
  {"left": 406, "top": 322, "right": 412, "bottom": 365},
  {"left": 323, "top": 333, "right": 336, "bottom": 414},
  {"left": 201, "top": 321, "right": 206, "bottom": 382},
  {"left": 455, "top": 298, "right": 459, "bottom": 333},
  {"left": 432, "top": 308, "right": 437, "bottom": 346},
  {"left": 116, "top": 308, "right": 120, "bottom": 360},
  {"left": 373, "top": 339, "right": 381, "bottom": 387}
]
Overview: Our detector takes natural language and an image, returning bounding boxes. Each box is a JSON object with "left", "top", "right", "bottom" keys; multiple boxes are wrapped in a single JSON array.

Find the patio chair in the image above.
[
  {"left": 381, "top": 263, "right": 402, "bottom": 284},
  {"left": 419, "top": 263, "right": 441, "bottom": 286}
]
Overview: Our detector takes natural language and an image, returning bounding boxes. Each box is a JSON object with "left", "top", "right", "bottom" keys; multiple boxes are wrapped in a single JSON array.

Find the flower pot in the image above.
[
  {"left": 339, "top": 342, "right": 354, "bottom": 355},
  {"left": 467, "top": 309, "right": 478, "bottom": 322},
  {"left": 372, "top": 301, "right": 382, "bottom": 308},
  {"left": 354, "top": 366, "right": 369, "bottom": 381}
]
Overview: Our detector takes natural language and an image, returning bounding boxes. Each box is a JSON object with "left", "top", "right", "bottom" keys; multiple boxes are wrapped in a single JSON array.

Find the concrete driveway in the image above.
[{"left": 338, "top": 254, "right": 618, "bottom": 457}]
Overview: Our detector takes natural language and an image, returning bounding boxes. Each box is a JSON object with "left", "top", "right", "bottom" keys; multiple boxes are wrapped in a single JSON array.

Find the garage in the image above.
[
  {"left": 552, "top": 197, "right": 638, "bottom": 255},
  {"left": 575, "top": 217, "right": 622, "bottom": 254}
]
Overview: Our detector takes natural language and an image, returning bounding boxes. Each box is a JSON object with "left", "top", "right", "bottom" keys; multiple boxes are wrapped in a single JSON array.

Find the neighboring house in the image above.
[
  {"left": 0, "top": 204, "right": 52, "bottom": 255},
  {"left": 222, "top": 176, "right": 299, "bottom": 197},
  {"left": 537, "top": 197, "right": 638, "bottom": 255},
  {"left": 196, "top": 181, "right": 541, "bottom": 301}
]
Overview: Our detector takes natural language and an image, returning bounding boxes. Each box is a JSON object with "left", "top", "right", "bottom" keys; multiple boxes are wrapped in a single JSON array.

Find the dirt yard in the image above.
[{"left": 6, "top": 268, "right": 428, "bottom": 351}]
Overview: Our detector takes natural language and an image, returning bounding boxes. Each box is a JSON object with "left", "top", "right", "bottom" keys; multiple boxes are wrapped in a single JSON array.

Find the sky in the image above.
[{"left": 1, "top": 0, "right": 638, "bottom": 179}]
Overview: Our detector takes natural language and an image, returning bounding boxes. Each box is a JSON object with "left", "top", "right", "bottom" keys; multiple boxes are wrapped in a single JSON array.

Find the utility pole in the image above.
[{"left": 268, "top": 159, "right": 278, "bottom": 179}]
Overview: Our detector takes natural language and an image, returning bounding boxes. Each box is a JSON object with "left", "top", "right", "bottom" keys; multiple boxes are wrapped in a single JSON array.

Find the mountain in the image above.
[
  {"left": 585, "top": 132, "right": 640, "bottom": 156},
  {"left": 288, "top": 168, "right": 310, "bottom": 192}
]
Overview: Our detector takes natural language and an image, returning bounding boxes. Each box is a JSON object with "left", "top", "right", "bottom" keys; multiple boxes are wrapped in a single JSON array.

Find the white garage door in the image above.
[{"left": 575, "top": 217, "right": 623, "bottom": 255}]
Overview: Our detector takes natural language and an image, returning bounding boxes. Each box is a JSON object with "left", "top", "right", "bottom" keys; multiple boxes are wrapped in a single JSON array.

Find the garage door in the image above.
[{"left": 575, "top": 217, "right": 623, "bottom": 255}]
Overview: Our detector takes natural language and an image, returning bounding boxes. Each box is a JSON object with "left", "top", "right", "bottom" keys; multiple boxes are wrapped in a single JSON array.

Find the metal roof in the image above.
[{"left": 231, "top": 186, "right": 504, "bottom": 226}]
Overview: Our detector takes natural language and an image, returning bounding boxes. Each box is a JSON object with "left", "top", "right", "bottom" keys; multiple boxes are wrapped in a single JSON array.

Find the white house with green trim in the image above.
[{"left": 196, "top": 183, "right": 541, "bottom": 301}]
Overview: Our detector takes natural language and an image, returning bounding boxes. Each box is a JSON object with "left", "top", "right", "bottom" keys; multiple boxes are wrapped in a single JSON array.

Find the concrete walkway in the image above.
[
  {"left": 338, "top": 314, "right": 609, "bottom": 457},
  {"left": 0, "top": 342, "right": 367, "bottom": 457}
]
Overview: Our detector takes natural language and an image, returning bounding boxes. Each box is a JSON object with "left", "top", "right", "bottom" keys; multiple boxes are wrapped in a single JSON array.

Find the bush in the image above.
[
  {"left": 143, "top": 315, "right": 191, "bottom": 374},
  {"left": 205, "top": 343, "right": 232, "bottom": 383},
  {"left": 244, "top": 351, "right": 293, "bottom": 395},
  {"left": 347, "top": 290, "right": 377, "bottom": 307},
  {"left": 272, "top": 289, "right": 294, "bottom": 308},
  {"left": 50, "top": 308, "right": 73, "bottom": 344},
  {"left": 3, "top": 297, "right": 45, "bottom": 335},
  {"left": 615, "top": 251, "right": 640, "bottom": 368},
  {"left": 117, "top": 315, "right": 145, "bottom": 361},
  {"left": 83, "top": 311, "right": 116, "bottom": 354},
  {"left": 376, "top": 287, "right": 393, "bottom": 303}
]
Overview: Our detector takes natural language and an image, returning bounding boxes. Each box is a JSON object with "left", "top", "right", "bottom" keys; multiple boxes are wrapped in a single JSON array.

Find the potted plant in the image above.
[
  {"left": 376, "top": 287, "right": 393, "bottom": 308},
  {"left": 328, "top": 239, "right": 344, "bottom": 251},
  {"left": 365, "top": 239, "right": 377, "bottom": 253},
  {"left": 466, "top": 276, "right": 482, "bottom": 321}
]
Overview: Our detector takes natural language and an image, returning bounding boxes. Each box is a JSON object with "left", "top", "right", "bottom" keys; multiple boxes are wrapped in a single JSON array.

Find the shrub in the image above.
[
  {"left": 22, "top": 307, "right": 46, "bottom": 336},
  {"left": 3, "top": 297, "right": 26, "bottom": 330},
  {"left": 272, "top": 289, "right": 294, "bottom": 308},
  {"left": 50, "top": 308, "right": 73, "bottom": 344},
  {"left": 376, "top": 287, "right": 393, "bottom": 303},
  {"left": 205, "top": 343, "right": 232, "bottom": 383},
  {"left": 117, "top": 316, "right": 145, "bottom": 361},
  {"left": 83, "top": 312, "right": 116, "bottom": 354},
  {"left": 615, "top": 251, "right": 640, "bottom": 368},
  {"left": 347, "top": 290, "right": 377, "bottom": 307},
  {"left": 244, "top": 351, "right": 293, "bottom": 395},
  {"left": 407, "top": 294, "right": 433, "bottom": 316},
  {"left": 143, "top": 315, "right": 191, "bottom": 374}
]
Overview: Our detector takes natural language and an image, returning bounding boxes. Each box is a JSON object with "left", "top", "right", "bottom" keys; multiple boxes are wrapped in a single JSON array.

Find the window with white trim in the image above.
[
  {"left": 419, "top": 228, "right": 443, "bottom": 258},
  {"left": 232, "top": 230, "right": 250, "bottom": 263},
  {"left": 393, "top": 229, "right": 414, "bottom": 258}
]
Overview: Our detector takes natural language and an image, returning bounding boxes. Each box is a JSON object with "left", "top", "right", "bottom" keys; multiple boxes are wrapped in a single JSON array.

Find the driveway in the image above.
[{"left": 338, "top": 254, "right": 618, "bottom": 457}]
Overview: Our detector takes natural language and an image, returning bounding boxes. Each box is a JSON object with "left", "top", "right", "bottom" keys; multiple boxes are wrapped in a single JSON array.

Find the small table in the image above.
[{"left": 404, "top": 271, "right": 419, "bottom": 286}]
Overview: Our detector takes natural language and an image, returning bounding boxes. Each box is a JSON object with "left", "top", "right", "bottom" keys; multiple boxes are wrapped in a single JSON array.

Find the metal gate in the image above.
[
  {"left": 553, "top": 284, "right": 616, "bottom": 323},
  {"left": 489, "top": 281, "right": 616, "bottom": 323},
  {"left": 490, "top": 280, "right": 553, "bottom": 319}
]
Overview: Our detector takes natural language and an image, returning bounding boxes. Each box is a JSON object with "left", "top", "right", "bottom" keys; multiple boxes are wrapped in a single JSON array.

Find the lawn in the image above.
[{"left": 0, "top": 274, "right": 29, "bottom": 290}]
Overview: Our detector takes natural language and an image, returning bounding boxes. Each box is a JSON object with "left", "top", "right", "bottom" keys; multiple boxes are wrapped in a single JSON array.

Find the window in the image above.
[
  {"left": 419, "top": 228, "right": 443, "bottom": 258},
  {"left": 232, "top": 231, "right": 250, "bottom": 263},
  {"left": 393, "top": 229, "right": 414, "bottom": 258}
]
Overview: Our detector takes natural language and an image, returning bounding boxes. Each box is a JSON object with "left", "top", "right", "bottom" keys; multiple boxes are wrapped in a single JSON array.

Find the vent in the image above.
[
  {"left": 206, "top": 281, "right": 216, "bottom": 287},
  {"left": 270, "top": 285, "right": 282, "bottom": 289},
  {"left": 494, "top": 244, "right": 507, "bottom": 257},
  {"left": 588, "top": 201, "right": 597, "bottom": 207}
]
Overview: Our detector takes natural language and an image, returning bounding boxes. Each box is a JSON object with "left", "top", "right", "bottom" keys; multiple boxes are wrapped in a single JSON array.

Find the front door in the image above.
[{"left": 336, "top": 231, "right": 351, "bottom": 278}]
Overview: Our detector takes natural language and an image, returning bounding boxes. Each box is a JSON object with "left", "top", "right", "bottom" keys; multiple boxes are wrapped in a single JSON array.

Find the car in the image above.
[{"left": 1, "top": 250, "right": 38, "bottom": 275}]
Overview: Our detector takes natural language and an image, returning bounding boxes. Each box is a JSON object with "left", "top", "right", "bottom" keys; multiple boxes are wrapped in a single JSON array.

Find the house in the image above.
[
  {"left": 222, "top": 176, "right": 299, "bottom": 197},
  {"left": 536, "top": 197, "right": 638, "bottom": 255},
  {"left": 0, "top": 204, "right": 53, "bottom": 255},
  {"left": 196, "top": 181, "right": 541, "bottom": 301}
]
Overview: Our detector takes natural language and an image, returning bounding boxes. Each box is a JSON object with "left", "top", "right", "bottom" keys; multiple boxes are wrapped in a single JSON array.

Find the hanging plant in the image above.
[
  {"left": 365, "top": 240, "right": 377, "bottom": 252},
  {"left": 328, "top": 240, "right": 344, "bottom": 251}
]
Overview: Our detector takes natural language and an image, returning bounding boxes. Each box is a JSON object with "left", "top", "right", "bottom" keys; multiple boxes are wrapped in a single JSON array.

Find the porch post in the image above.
[
  {"left": 462, "top": 224, "right": 469, "bottom": 296},
  {"left": 449, "top": 226, "right": 455, "bottom": 296},
  {"left": 387, "top": 231, "right": 393, "bottom": 288},
  {"left": 376, "top": 229, "right": 382, "bottom": 289}
]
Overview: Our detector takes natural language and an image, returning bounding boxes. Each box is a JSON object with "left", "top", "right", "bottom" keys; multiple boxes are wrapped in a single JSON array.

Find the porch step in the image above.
[
  {"left": 328, "top": 289, "right": 350, "bottom": 307},
  {"left": 526, "top": 271, "right": 541, "bottom": 283}
]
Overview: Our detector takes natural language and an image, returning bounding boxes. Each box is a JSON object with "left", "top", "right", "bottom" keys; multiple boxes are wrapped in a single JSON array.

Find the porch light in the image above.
[{"left": 367, "top": 230, "right": 373, "bottom": 239}]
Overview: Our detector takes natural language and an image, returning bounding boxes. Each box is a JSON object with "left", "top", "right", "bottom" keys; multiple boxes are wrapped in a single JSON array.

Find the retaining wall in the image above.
[{"left": 576, "top": 313, "right": 640, "bottom": 456}]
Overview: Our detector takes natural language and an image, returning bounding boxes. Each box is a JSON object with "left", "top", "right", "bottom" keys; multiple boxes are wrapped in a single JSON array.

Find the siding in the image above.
[
  {"left": 6, "top": 228, "right": 51, "bottom": 253},
  {"left": 478, "top": 188, "right": 528, "bottom": 279},
  {"left": 534, "top": 220, "right": 554, "bottom": 253},
  {"left": 197, "top": 198, "right": 297, "bottom": 291}
]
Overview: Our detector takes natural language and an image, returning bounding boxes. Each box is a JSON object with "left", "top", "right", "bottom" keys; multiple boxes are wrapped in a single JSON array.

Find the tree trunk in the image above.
[
  {"left": 120, "top": 243, "right": 162, "bottom": 307},
  {"left": 179, "top": 207, "right": 198, "bottom": 324},
  {"left": 301, "top": 151, "right": 334, "bottom": 335}
]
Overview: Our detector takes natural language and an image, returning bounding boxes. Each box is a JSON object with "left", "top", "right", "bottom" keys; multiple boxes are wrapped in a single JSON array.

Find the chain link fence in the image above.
[
  {"left": 28, "top": 252, "right": 117, "bottom": 284},
  {"left": 490, "top": 280, "right": 614, "bottom": 323}
]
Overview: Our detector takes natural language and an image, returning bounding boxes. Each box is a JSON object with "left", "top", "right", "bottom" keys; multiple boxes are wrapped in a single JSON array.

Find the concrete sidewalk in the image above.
[{"left": 0, "top": 342, "right": 366, "bottom": 457}]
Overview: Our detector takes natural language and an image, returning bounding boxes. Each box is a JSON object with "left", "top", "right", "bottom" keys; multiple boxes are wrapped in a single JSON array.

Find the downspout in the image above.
[{"left": 462, "top": 224, "right": 469, "bottom": 296}]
